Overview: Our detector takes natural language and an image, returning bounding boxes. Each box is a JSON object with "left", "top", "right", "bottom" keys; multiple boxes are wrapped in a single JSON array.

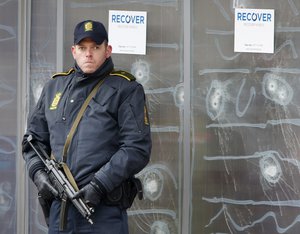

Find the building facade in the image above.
[{"left": 1, "top": 0, "right": 300, "bottom": 233}]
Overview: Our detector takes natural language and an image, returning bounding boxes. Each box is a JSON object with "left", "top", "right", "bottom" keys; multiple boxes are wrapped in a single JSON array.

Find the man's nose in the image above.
[{"left": 85, "top": 48, "right": 93, "bottom": 56}]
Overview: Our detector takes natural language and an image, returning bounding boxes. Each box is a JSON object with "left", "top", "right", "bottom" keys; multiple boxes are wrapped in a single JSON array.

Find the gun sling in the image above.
[{"left": 55, "top": 77, "right": 105, "bottom": 230}]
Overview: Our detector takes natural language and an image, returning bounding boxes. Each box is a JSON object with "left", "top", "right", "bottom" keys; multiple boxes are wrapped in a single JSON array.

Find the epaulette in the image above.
[
  {"left": 51, "top": 68, "right": 75, "bottom": 79},
  {"left": 110, "top": 70, "right": 136, "bottom": 81}
]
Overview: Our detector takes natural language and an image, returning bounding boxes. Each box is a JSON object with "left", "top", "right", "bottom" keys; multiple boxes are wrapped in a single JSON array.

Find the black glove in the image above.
[
  {"left": 34, "top": 170, "right": 59, "bottom": 200},
  {"left": 73, "top": 180, "right": 105, "bottom": 207}
]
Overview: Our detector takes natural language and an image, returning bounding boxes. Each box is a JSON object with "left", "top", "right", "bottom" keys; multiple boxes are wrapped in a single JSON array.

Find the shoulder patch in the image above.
[
  {"left": 51, "top": 68, "right": 75, "bottom": 79},
  {"left": 110, "top": 70, "right": 136, "bottom": 81}
]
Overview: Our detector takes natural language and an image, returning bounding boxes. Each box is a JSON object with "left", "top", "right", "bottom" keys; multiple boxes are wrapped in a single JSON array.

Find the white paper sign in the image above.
[
  {"left": 108, "top": 10, "right": 147, "bottom": 55},
  {"left": 234, "top": 8, "right": 275, "bottom": 53}
]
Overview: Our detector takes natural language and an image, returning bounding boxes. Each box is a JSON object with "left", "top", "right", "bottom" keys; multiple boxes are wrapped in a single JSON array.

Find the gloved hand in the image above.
[
  {"left": 73, "top": 180, "right": 105, "bottom": 207},
  {"left": 34, "top": 170, "right": 59, "bottom": 200}
]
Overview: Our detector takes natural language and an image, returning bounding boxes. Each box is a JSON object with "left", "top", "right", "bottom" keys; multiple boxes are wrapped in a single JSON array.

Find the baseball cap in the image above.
[{"left": 74, "top": 20, "right": 108, "bottom": 45}]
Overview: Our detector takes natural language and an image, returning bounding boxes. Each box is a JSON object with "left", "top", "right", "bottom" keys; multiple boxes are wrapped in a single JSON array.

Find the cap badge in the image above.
[{"left": 84, "top": 22, "right": 93, "bottom": 32}]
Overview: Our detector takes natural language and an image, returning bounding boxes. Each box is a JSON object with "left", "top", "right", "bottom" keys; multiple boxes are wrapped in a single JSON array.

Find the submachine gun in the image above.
[{"left": 27, "top": 135, "right": 94, "bottom": 227}]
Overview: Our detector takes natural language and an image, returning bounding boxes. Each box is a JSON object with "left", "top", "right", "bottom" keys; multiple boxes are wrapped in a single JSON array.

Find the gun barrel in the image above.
[{"left": 72, "top": 198, "right": 94, "bottom": 224}]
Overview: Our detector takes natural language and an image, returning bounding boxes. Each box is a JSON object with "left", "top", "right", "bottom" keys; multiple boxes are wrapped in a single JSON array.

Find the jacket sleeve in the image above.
[
  {"left": 94, "top": 83, "right": 152, "bottom": 192},
  {"left": 22, "top": 87, "right": 51, "bottom": 180}
]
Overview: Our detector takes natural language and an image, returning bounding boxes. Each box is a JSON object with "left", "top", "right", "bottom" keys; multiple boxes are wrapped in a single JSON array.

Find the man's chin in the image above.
[{"left": 82, "top": 67, "right": 96, "bottom": 74}]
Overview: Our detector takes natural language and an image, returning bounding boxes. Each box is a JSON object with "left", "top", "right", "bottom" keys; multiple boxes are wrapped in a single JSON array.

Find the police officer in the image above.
[{"left": 22, "top": 20, "right": 152, "bottom": 233}]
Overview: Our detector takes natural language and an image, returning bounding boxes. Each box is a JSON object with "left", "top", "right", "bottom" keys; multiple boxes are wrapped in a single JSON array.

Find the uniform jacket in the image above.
[{"left": 23, "top": 57, "right": 152, "bottom": 192}]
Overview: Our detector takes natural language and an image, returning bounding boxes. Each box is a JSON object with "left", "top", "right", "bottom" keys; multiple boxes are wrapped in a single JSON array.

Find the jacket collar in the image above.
[{"left": 74, "top": 57, "right": 114, "bottom": 81}]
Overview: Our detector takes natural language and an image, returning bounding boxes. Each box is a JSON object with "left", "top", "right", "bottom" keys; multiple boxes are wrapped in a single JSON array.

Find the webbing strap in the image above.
[
  {"left": 61, "top": 162, "right": 79, "bottom": 191},
  {"left": 49, "top": 78, "right": 105, "bottom": 231},
  {"left": 63, "top": 78, "right": 105, "bottom": 162},
  {"left": 53, "top": 78, "right": 105, "bottom": 192},
  {"left": 50, "top": 154, "right": 79, "bottom": 191}
]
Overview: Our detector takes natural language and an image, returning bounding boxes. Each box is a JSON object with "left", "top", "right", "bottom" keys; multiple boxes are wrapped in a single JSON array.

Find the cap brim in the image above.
[{"left": 74, "top": 32, "right": 105, "bottom": 45}]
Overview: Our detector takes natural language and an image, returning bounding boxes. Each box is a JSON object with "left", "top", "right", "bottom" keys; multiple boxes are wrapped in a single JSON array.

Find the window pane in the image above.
[
  {"left": 28, "top": 0, "right": 57, "bottom": 233},
  {"left": 28, "top": 0, "right": 184, "bottom": 233},
  {"left": 0, "top": 0, "right": 18, "bottom": 233},
  {"left": 192, "top": 1, "right": 300, "bottom": 233},
  {"left": 64, "top": 1, "right": 183, "bottom": 233}
]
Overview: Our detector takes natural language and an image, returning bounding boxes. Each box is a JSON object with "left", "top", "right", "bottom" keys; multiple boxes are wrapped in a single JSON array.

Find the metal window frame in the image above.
[
  {"left": 182, "top": 0, "right": 191, "bottom": 234},
  {"left": 17, "top": 0, "right": 31, "bottom": 233},
  {"left": 56, "top": 0, "right": 64, "bottom": 72}
]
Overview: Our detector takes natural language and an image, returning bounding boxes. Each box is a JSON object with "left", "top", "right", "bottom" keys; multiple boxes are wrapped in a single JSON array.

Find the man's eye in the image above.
[
  {"left": 78, "top": 47, "right": 86, "bottom": 51},
  {"left": 93, "top": 46, "right": 100, "bottom": 50}
]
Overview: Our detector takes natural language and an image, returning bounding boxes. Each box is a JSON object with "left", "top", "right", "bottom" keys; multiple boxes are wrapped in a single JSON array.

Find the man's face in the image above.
[{"left": 71, "top": 38, "right": 112, "bottom": 74}]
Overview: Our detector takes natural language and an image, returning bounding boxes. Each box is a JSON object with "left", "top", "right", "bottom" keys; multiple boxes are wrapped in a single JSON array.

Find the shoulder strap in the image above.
[
  {"left": 62, "top": 78, "right": 105, "bottom": 162},
  {"left": 54, "top": 78, "right": 104, "bottom": 231},
  {"left": 52, "top": 68, "right": 75, "bottom": 79},
  {"left": 56, "top": 78, "right": 105, "bottom": 193},
  {"left": 110, "top": 70, "right": 136, "bottom": 81}
]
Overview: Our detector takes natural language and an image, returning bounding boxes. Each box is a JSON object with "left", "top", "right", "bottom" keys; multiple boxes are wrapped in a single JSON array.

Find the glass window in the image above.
[
  {"left": 192, "top": 0, "right": 300, "bottom": 233},
  {"left": 21, "top": 0, "right": 300, "bottom": 233},
  {"left": 27, "top": 1, "right": 57, "bottom": 233},
  {"left": 0, "top": 0, "right": 18, "bottom": 233},
  {"left": 27, "top": 1, "right": 184, "bottom": 233},
  {"left": 64, "top": 1, "right": 183, "bottom": 233}
]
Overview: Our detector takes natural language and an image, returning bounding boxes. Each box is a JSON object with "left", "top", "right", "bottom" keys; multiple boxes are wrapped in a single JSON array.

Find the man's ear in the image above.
[
  {"left": 71, "top": 45, "right": 76, "bottom": 59},
  {"left": 106, "top": 45, "right": 112, "bottom": 58}
]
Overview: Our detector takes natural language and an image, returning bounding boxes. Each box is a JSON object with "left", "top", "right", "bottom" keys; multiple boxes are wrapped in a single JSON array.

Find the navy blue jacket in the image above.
[{"left": 23, "top": 57, "right": 151, "bottom": 192}]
